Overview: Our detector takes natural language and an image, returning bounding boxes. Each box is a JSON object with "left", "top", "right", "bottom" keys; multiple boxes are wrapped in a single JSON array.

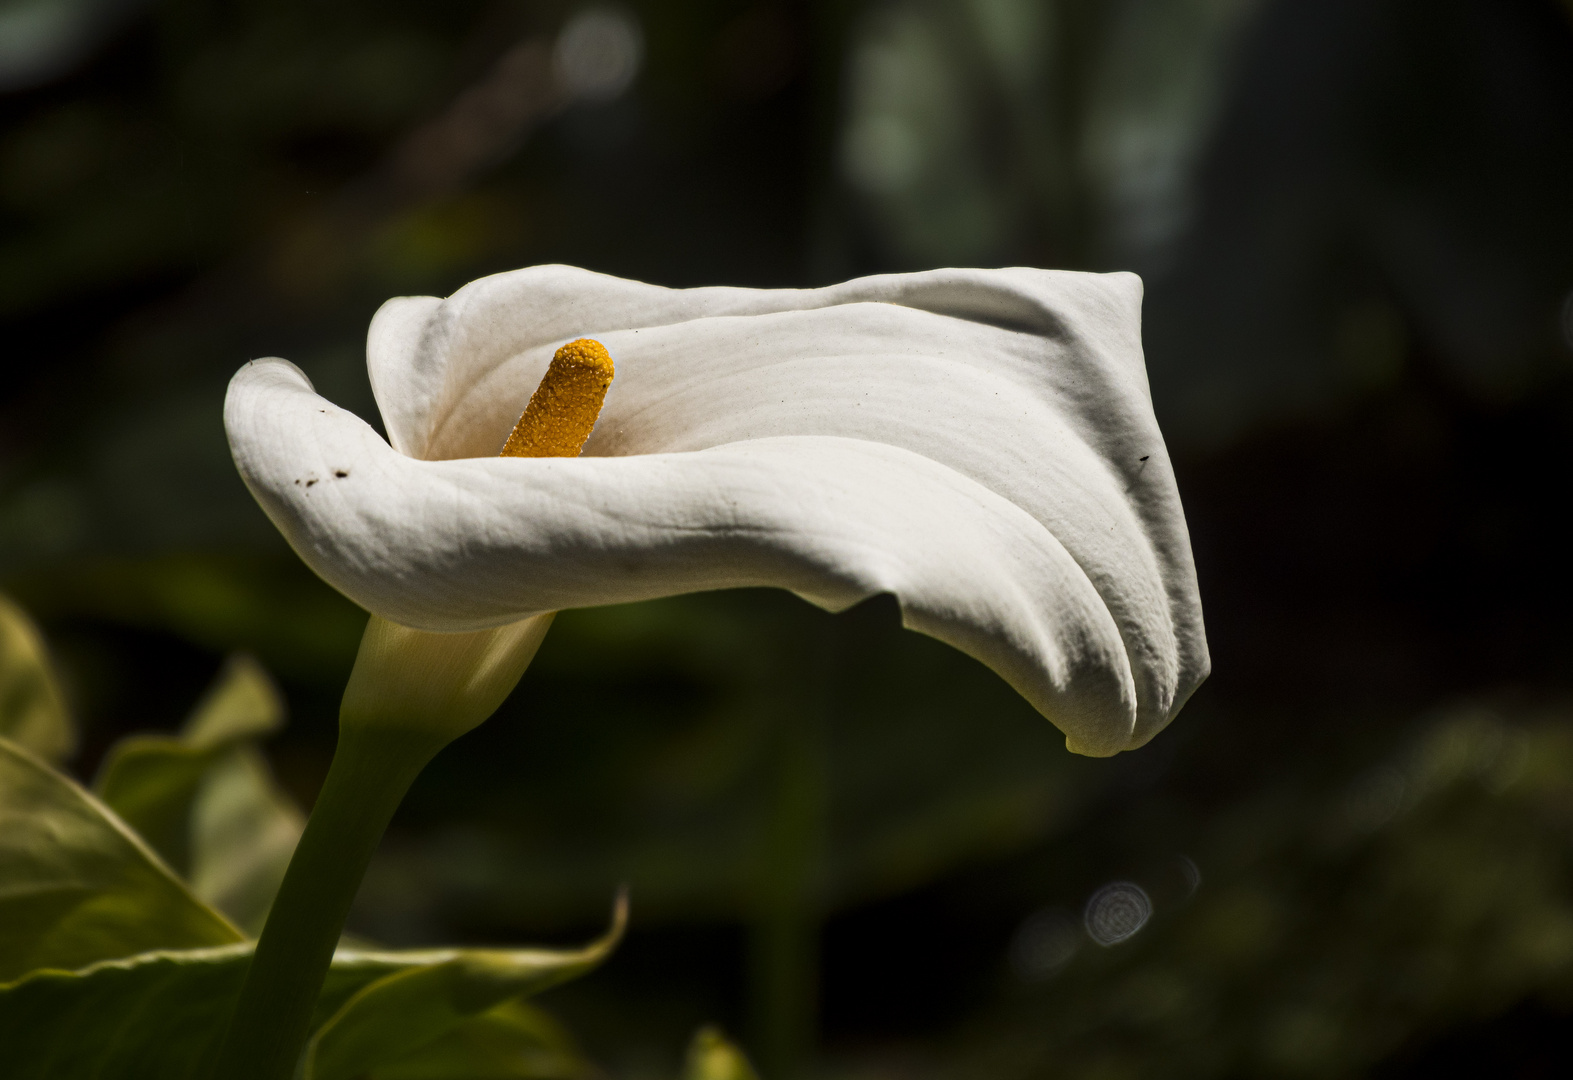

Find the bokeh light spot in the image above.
[
  {"left": 554, "top": 7, "right": 643, "bottom": 102},
  {"left": 1084, "top": 882, "right": 1152, "bottom": 946}
]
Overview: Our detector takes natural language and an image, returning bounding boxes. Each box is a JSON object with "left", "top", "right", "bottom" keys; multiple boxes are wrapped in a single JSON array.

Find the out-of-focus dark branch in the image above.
[
  {"left": 341, "top": 37, "right": 565, "bottom": 227},
  {"left": 160, "top": 10, "right": 642, "bottom": 327},
  {"left": 252, "top": 34, "right": 566, "bottom": 306}
]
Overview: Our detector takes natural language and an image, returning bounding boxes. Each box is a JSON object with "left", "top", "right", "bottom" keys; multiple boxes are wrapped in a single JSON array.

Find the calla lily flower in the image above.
[{"left": 225, "top": 265, "right": 1208, "bottom": 757}]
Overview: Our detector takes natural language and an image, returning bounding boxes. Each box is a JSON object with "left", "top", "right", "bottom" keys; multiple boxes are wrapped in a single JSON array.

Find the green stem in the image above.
[
  {"left": 749, "top": 879, "right": 818, "bottom": 1080},
  {"left": 749, "top": 629, "right": 829, "bottom": 1080},
  {"left": 209, "top": 724, "right": 444, "bottom": 1080}
]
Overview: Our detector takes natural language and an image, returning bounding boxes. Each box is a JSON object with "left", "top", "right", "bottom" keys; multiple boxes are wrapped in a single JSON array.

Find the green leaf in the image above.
[
  {"left": 304, "top": 893, "right": 627, "bottom": 1080},
  {"left": 368, "top": 999, "right": 589, "bottom": 1079},
  {"left": 0, "top": 944, "right": 253, "bottom": 1078},
  {"left": 0, "top": 943, "right": 407, "bottom": 1080},
  {"left": 188, "top": 744, "right": 305, "bottom": 935},
  {"left": 681, "top": 1026, "right": 761, "bottom": 1080},
  {"left": 181, "top": 651, "right": 287, "bottom": 747},
  {"left": 0, "top": 737, "right": 243, "bottom": 984},
  {"left": 0, "top": 900, "right": 626, "bottom": 1080},
  {"left": 93, "top": 653, "right": 286, "bottom": 875},
  {"left": 0, "top": 593, "right": 75, "bottom": 765}
]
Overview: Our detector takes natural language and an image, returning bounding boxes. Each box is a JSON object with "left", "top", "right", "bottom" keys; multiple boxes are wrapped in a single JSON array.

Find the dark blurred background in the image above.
[{"left": 3, "top": 1, "right": 1573, "bottom": 1077}]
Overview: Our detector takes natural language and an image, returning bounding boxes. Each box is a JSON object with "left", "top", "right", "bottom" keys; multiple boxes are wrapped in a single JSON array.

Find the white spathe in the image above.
[{"left": 225, "top": 265, "right": 1207, "bottom": 757}]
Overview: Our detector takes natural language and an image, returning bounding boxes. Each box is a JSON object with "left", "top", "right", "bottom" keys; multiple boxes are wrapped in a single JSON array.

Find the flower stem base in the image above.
[{"left": 209, "top": 724, "right": 444, "bottom": 1080}]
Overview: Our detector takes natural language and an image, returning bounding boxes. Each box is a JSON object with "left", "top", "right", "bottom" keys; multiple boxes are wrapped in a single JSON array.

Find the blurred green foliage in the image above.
[
  {"left": 94, "top": 652, "right": 303, "bottom": 933},
  {"left": 683, "top": 1026, "right": 763, "bottom": 1080},
  {"left": 0, "top": 592, "right": 75, "bottom": 762},
  {"left": 364, "top": 593, "right": 1096, "bottom": 930},
  {"left": 0, "top": 734, "right": 241, "bottom": 982},
  {"left": 0, "top": 594, "right": 632, "bottom": 1079},
  {"left": 3, "top": 0, "right": 1573, "bottom": 1076},
  {"left": 95, "top": 655, "right": 284, "bottom": 874},
  {"left": 931, "top": 706, "right": 1573, "bottom": 1079},
  {"left": 1, "top": 915, "right": 619, "bottom": 1080}
]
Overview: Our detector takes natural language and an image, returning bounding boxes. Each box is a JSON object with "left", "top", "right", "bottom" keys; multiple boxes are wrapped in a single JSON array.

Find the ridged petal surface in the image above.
[{"left": 226, "top": 265, "right": 1207, "bottom": 755}]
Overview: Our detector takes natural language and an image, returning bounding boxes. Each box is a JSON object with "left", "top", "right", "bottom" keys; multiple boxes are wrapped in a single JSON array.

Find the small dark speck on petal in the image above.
[
  {"left": 334, "top": 470, "right": 348, "bottom": 478},
  {"left": 306, "top": 479, "right": 318, "bottom": 487},
  {"left": 1139, "top": 455, "right": 1150, "bottom": 461},
  {"left": 294, "top": 479, "right": 301, "bottom": 485}
]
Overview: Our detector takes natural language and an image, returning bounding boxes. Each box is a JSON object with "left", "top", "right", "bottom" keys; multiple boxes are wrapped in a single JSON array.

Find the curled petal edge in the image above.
[{"left": 226, "top": 359, "right": 1165, "bottom": 755}]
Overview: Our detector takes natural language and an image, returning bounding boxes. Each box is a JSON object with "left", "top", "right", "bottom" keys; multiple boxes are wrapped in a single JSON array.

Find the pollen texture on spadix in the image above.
[{"left": 500, "top": 337, "right": 615, "bottom": 459}]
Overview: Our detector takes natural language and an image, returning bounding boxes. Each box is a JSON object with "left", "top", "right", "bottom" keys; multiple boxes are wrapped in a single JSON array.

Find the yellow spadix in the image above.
[{"left": 500, "top": 338, "right": 615, "bottom": 459}]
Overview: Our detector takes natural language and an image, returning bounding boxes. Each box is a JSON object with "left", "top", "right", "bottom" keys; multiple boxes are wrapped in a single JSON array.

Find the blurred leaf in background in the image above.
[
  {"left": 187, "top": 735, "right": 307, "bottom": 936},
  {"left": 837, "top": 0, "right": 1262, "bottom": 272},
  {"left": 837, "top": 0, "right": 1573, "bottom": 446},
  {"left": 367, "top": 997, "right": 591, "bottom": 1080},
  {"left": 0, "top": 735, "right": 242, "bottom": 983},
  {"left": 94, "top": 654, "right": 284, "bottom": 871},
  {"left": 0, "top": 594, "right": 626, "bottom": 1079},
  {"left": 0, "top": 0, "right": 154, "bottom": 94},
  {"left": 0, "top": 891, "right": 622, "bottom": 1080},
  {"left": 682, "top": 1026, "right": 761, "bottom": 1080},
  {"left": 0, "top": 590, "right": 74, "bottom": 762},
  {"left": 362, "top": 594, "right": 1100, "bottom": 932},
  {"left": 911, "top": 703, "right": 1573, "bottom": 1079},
  {"left": 93, "top": 652, "right": 303, "bottom": 933},
  {"left": 1142, "top": 0, "right": 1573, "bottom": 445}
]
